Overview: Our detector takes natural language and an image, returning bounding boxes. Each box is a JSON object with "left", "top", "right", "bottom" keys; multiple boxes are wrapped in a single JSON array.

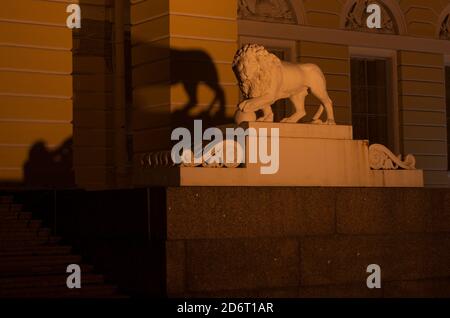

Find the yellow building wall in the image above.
[
  {"left": 130, "top": 0, "right": 171, "bottom": 159},
  {"left": 301, "top": 0, "right": 449, "bottom": 39},
  {"left": 398, "top": 51, "right": 448, "bottom": 186},
  {"left": 129, "top": 0, "right": 449, "bottom": 187},
  {"left": 303, "top": 0, "right": 342, "bottom": 28},
  {"left": 0, "top": 0, "right": 73, "bottom": 183},
  {"left": 72, "top": 0, "right": 116, "bottom": 189},
  {"left": 2, "top": 0, "right": 448, "bottom": 188},
  {"left": 130, "top": 0, "right": 239, "bottom": 169},
  {"left": 398, "top": 0, "right": 444, "bottom": 37},
  {"left": 297, "top": 41, "right": 352, "bottom": 125}
]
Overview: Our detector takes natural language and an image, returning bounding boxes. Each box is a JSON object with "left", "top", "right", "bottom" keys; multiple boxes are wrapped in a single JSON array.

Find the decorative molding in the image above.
[
  {"left": 340, "top": 0, "right": 407, "bottom": 35},
  {"left": 238, "top": 20, "right": 450, "bottom": 55},
  {"left": 290, "top": 0, "right": 307, "bottom": 25},
  {"left": 349, "top": 46, "right": 396, "bottom": 58},
  {"left": 141, "top": 151, "right": 175, "bottom": 168},
  {"left": 141, "top": 140, "right": 244, "bottom": 169},
  {"left": 437, "top": 5, "right": 450, "bottom": 40},
  {"left": 239, "top": 36, "right": 297, "bottom": 63},
  {"left": 439, "top": 13, "right": 450, "bottom": 40},
  {"left": 368, "top": 144, "right": 416, "bottom": 170},
  {"left": 238, "top": 0, "right": 297, "bottom": 24},
  {"left": 345, "top": 0, "right": 396, "bottom": 34}
]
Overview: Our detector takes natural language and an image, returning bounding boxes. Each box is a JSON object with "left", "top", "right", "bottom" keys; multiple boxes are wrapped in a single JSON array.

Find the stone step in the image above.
[
  {"left": 0, "top": 193, "right": 126, "bottom": 298},
  {"left": 0, "top": 228, "right": 51, "bottom": 239},
  {"left": 0, "top": 211, "right": 33, "bottom": 221},
  {"left": 0, "top": 220, "right": 42, "bottom": 231},
  {"left": 0, "top": 283, "right": 122, "bottom": 298},
  {"left": 0, "top": 254, "right": 82, "bottom": 268},
  {"left": 0, "top": 255, "right": 84, "bottom": 276},
  {"left": 0, "top": 273, "right": 105, "bottom": 290},
  {"left": 0, "top": 204, "right": 23, "bottom": 212},
  {"left": 0, "top": 196, "right": 14, "bottom": 204},
  {"left": 0, "top": 245, "right": 72, "bottom": 257},
  {"left": 0, "top": 235, "right": 61, "bottom": 248},
  {"left": 0, "top": 225, "right": 49, "bottom": 234}
]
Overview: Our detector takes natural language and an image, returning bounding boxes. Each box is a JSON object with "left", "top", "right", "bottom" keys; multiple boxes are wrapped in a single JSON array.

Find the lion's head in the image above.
[{"left": 232, "top": 44, "right": 282, "bottom": 98}]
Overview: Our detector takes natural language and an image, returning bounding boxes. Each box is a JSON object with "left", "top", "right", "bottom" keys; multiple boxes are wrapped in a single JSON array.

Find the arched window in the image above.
[
  {"left": 342, "top": 0, "right": 407, "bottom": 35},
  {"left": 342, "top": 1, "right": 406, "bottom": 149}
]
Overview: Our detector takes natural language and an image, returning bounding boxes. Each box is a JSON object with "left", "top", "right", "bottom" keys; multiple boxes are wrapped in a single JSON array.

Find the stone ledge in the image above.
[
  {"left": 220, "top": 122, "right": 354, "bottom": 140},
  {"left": 337, "top": 188, "right": 450, "bottom": 234},
  {"left": 167, "top": 187, "right": 335, "bottom": 240},
  {"left": 137, "top": 166, "right": 424, "bottom": 187},
  {"left": 300, "top": 234, "right": 450, "bottom": 286},
  {"left": 166, "top": 187, "right": 449, "bottom": 240},
  {"left": 135, "top": 132, "right": 424, "bottom": 187}
]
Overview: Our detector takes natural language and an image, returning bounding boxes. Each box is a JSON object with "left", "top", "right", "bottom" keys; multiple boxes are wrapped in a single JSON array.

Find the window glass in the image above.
[{"left": 351, "top": 58, "right": 390, "bottom": 146}]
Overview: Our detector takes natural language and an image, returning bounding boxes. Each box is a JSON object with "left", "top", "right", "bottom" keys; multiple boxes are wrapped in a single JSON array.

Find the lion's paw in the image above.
[{"left": 238, "top": 100, "right": 248, "bottom": 112}]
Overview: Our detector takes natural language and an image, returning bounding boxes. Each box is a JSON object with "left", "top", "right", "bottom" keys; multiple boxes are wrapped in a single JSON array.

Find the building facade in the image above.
[{"left": 1, "top": 0, "right": 450, "bottom": 188}]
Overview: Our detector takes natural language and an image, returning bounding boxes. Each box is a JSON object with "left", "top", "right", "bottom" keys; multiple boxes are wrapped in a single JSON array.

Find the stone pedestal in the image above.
[
  {"left": 164, "top": 187, "right": 450, "bottom": 298},
  {"left": 136, "top": 123, "right": 424, "bottom": 188}
]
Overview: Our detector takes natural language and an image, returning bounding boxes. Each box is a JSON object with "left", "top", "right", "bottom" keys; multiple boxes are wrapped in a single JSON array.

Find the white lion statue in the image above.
[{"left": 232, "top": 44, "right": 336, "bottom": 125}]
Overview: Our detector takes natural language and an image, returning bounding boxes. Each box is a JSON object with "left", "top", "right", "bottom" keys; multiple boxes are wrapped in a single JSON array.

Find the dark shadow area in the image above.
[
  {"left": 131, "top": 40, "right": 232, "bottom": 136},
  {"left": 71, "top": 0, "right": 117, "bottom": 184},
  {"left": 60, "top": 1, "right": 165, "bottom": 297},
  {"left": 3, "top": 2, "right": 231, "bottom": 298},
  {"left": 170, "top": 48, "right": 228, "bottom": 129},
  {"left": 23, "top": 138, "right": 75, "bottom": 189},
  {"left": 0, "top": 187, "right": 167, "bottom": 298},
  {"left": 53, "top": 187, "right": 167, "bottom": 297}
]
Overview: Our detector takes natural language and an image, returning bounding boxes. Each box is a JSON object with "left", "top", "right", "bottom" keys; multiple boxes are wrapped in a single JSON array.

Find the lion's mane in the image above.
[{"left": 232, "top": 44, "right": 282, "bottom": 98}]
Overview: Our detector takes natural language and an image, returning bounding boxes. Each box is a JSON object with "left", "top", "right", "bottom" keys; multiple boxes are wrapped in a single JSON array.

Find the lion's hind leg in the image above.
[
  {"left": 309, "top": 82, "right": 335, "bottom": 125},
  {"left": 281, "top": 90, "right": 307, "bottom": 123}
]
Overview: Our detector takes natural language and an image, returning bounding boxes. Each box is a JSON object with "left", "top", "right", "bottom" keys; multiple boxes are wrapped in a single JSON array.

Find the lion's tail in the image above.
[{"left": 312, "top": 105, "right": 324, "bottom": 121}]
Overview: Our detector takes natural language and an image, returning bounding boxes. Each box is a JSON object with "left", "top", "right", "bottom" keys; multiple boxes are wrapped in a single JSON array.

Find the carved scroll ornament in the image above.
[{"left": 368, "top": 144, "right": 416, "bottom": 170}]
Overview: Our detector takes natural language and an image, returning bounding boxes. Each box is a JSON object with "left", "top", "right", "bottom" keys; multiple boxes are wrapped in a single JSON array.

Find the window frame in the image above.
[
  {"left": 445, "top": 55, "right": 450, "bottom": 185},
  {"left": 349, "top": 47, "right": 400, "bottom": 154}
]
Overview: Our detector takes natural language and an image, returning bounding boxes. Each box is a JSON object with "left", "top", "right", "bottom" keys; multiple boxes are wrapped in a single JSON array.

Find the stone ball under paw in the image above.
[{"left": 234, "top": 109, "right": 257, "bottom": 125}]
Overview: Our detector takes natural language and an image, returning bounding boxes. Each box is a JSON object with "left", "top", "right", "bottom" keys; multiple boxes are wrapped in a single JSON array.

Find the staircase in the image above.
[{"left": 0, "top": 195, "right": 124, "bottom": 298}]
